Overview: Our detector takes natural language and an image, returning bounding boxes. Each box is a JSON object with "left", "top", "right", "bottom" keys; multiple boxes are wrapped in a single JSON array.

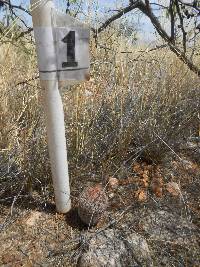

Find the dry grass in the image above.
[{"left": 0, "top": 29, "right": 200, "bottom": 196}]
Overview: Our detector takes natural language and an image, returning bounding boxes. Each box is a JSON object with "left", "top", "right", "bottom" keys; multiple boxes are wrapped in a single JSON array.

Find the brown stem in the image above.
[
  {"left": 138, "top": 1, "right": 200, "bottom": 76},
  {"left": 91, "top": 1, "right": 140, "bottom": 38},
  {"left": 174, "top": 0, "right": 187, "bottom": 54},
  {"left": 169, "top": 0, "right": 175, "bottom": 43}
]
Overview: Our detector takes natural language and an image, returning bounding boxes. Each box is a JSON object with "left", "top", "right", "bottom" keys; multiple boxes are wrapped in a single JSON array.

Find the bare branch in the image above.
[
  {"left": 175, "top": 0, "right": 187, "bottom": 54},
  {"left": 178, "top": 0, "right": 200, "bottom": 12},
  {"left": 145, "top": 0, "right": 151, "bottom": 9},
  {"left": 15, "top": 75, "right": 39, "bottom": 87},
  {"left": 169, "top": 0, "right": 175, "bottom": 43},
  {"left": 139, "top": 2, "right": 171, "bottom": 42},
  {"left": 2, "top": 0, "right": 31, "bottom": 15},
  {"left": 138, "top": 2, "right": 200, "bottom": 76},
  {"left": 150, "top": 3, "right": 168, "bottom": 9},
  {"left": 92, "top": 1, "right": 141, "bottom": 37},
  {"left": 91, "top": 0, "right": 200, "bottom": 76}
]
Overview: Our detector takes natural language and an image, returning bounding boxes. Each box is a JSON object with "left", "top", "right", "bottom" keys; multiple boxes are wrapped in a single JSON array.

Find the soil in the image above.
[{"left": 0, "top": 144, "right": 200, "bottom": 266}]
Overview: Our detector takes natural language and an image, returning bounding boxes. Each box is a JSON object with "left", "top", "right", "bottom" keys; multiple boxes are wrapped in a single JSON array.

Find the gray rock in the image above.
[
  {"left": 140, "top": 210, "right": 200, "bottom": 266},
  {"left": 141, "top": 210, "right": 199, "bottom": 245},
  {"left": 76, "top": 208, "right": 200, "bottom": 267},
  {"left": 77, "top": 229, "right": 153, "bottom": 267}
]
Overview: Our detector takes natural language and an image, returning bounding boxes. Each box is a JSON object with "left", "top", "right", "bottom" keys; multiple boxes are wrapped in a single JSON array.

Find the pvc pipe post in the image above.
[{"left": 31, "top": 0, "right": 71, "bottom": 213}]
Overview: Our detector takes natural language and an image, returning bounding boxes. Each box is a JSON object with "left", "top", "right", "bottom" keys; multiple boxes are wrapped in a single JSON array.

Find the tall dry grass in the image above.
[{"left": 0, "top": 29, "right": 199, "bottom": 197}]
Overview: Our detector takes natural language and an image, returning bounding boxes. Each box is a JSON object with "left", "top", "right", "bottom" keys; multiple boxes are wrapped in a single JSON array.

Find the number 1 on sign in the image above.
[{"left": 62, "top": 31, "right": 78, "bottom": 68}]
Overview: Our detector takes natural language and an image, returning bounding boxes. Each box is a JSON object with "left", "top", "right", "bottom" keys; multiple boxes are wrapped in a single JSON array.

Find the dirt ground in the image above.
[{"left": 0, "top": 146, "right": 200, "bottom": 266}]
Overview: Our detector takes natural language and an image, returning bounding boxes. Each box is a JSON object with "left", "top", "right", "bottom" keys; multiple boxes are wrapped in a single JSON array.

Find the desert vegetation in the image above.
[{"left": 0, "top": 1, "right": 200, "bottom": 266}]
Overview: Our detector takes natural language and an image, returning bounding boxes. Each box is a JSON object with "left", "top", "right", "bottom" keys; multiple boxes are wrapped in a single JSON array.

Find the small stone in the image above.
[
  {"left": 26, "top": 211, "right": 42, "bottom": 226},
  {"left": 108, "top": 177, "right": 119, "bottom": 189},
  {"left": 166, "top": 182, "right": 180, "bottom": 196},
  {"left": 108, "top": 192, "right": 115, "bottom": 199}
]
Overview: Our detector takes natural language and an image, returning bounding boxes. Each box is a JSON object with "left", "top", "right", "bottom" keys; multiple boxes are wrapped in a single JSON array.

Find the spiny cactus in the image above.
[{"left": 78, "top": 184, "right": 108, "bottom": 226}]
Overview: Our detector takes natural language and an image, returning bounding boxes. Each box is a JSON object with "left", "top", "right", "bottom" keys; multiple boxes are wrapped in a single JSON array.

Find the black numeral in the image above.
[{"left": 62, "top": 31, "right": 78, "bottom": 68}]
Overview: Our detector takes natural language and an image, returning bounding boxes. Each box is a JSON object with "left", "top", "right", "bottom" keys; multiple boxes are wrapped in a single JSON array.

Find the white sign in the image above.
[
  {"left": 33, "top": 9, "right": 90, "bottom": 82},
  {"left": 55, "top": 27, "right": 90, "bottom": 81}
]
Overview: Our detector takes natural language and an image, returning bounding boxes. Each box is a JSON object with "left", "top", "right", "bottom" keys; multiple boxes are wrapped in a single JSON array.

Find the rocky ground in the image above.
[{"left": 0, "top": 140, "right": 200, "bottom": 266}]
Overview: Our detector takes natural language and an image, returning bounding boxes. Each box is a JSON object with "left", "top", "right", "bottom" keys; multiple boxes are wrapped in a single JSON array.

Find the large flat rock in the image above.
[{"left": 77, "top": 228, "right": 153, "bottom": 267}]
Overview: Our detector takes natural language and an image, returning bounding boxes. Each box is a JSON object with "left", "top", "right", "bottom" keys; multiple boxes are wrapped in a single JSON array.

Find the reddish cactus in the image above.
[{"left": 78, "top": 184, "right": 108, "bottom": 226}]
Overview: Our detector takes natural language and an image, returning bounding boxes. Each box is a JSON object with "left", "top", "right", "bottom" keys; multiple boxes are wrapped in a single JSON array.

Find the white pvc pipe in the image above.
[{"left": 31, "top": 0, "right": 71, "bottom": 213}]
